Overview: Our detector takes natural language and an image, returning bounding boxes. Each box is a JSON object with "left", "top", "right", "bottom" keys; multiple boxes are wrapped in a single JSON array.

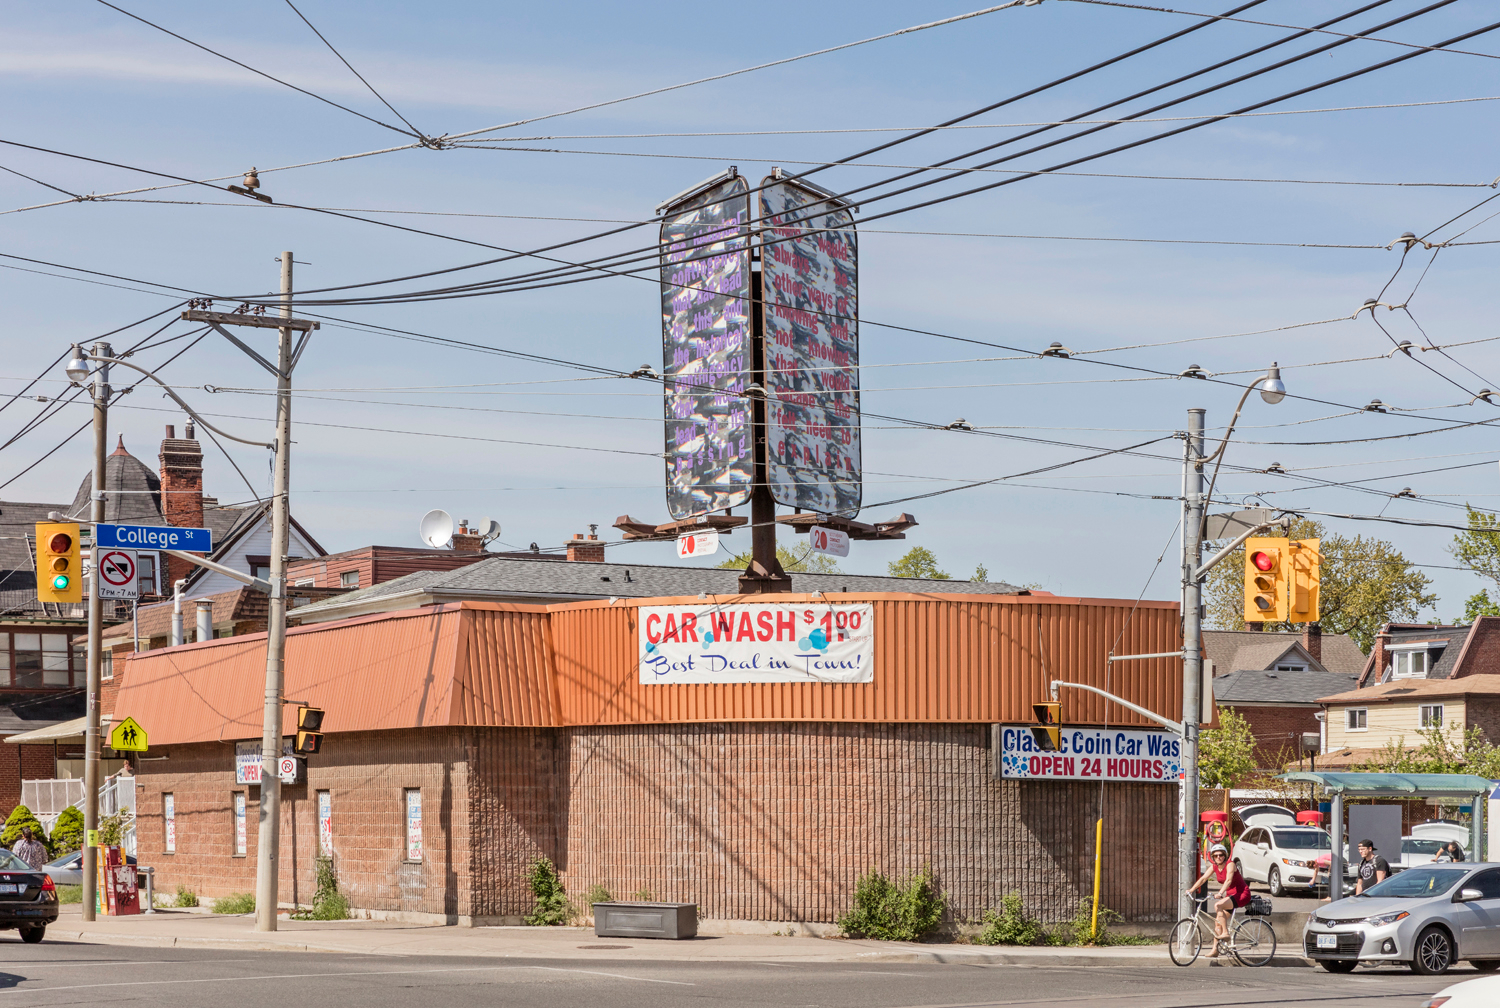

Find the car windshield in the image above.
[
  {"left": 1273, "top": 831, "right": 1330, "bottom": 850},
  {"left": 1403, "top": 839, "right": 1446, "bottom": 855},
  {"left": 44, "top": 852, "right": 80, "bottom": 868},
  {"left": 0, "top": 850, "right": 33, "bottom": 872},
  {"left": 1355, "top": 867, "right": 1469, "bottom": 899}
]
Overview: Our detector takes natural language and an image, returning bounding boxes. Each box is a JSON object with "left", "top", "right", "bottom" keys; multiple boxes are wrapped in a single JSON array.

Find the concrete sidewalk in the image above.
[{"left": 42, "top": 907, "right": 1309, "bottom": 968}]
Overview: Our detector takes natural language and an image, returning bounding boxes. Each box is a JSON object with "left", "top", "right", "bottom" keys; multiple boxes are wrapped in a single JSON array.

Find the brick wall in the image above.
[
  {"left": 1465, "top": 696, "right": 1500, "bottom": 744},
  {"left": 0, "top": 741, "right": 57, "bottom": 817},
  {"left": 1225, "top": 705, "right": 1321, "bottom": 767},
  {"left": 133, "top": 722, "right": 1177, "bottom": 926},
  {"left": 1455, "top": 618, "right": 1500, "bottom": 678}
]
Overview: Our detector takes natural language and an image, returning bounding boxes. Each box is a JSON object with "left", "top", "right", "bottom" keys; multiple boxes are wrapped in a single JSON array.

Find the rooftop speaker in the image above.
[{"left": 419, "top": 509, "right": 454, "bottom": 548}]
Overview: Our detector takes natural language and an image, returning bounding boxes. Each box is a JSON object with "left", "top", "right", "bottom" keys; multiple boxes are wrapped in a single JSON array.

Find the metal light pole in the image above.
[
  {"left": 254, "top": 252, "right": 295, "bottom": 931},
  {"left": 79, "top": 340, "right": 111, "bottom": 923}
]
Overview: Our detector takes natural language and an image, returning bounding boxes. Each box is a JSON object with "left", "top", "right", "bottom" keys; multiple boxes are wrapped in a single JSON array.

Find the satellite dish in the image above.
[
  {"left": 476, "top": 518, "right": 501, "bottom": 543},
  {"left": 419, "top": 509, "right": 454, "bottom": 548}
]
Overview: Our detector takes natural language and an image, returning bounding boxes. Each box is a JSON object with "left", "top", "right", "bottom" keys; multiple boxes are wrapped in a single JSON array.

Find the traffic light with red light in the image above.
[
  {"left": 1242, "top": 537, "right": 1288, "bottom": 623},
  {"left": 292, "top": 706, "right": 324, "bottom": 755},
  {"left": 1031, "top": 701, "right": 1061, "bottom": 752},
  {"left": 1287, "top": 538, "right": 1320, "bottom": 624},
  {"left": 35, "top": 522, "right": 82, "bottom": 603}
]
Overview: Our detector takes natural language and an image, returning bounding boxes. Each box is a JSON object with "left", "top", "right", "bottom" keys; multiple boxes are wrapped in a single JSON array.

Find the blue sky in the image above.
[{"left": 3, "top": 0, "right": 1499, "bottom": 615}]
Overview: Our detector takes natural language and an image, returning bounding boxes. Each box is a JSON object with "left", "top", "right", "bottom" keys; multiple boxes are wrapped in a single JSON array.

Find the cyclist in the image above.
[{"left": 1186, "top": 843, "right": 1251, "bottom": 957}]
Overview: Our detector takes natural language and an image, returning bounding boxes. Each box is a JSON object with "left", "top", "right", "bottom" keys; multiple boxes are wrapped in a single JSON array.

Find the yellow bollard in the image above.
[{"left": 1090, "top": 817, "right": 1103, "bottom": 941}]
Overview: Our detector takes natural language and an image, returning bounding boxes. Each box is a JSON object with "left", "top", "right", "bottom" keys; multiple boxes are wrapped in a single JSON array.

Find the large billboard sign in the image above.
[
  {"left": 659, "top": 172, "right": 754, "bottom": 520},
  {"left": 639, "top": 602, "right": 874, "bottom": 684},
  {"left": 759, "top": 176, "right": 860, "bottom": 516},
  {"left": 994, "top": 726, "right": 1182, "bottom": 783}
]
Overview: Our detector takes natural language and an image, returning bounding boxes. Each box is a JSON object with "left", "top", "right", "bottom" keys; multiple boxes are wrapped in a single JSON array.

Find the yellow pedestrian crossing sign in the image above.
[{"left": 109, "top": 717, "right": 147, "bottom": 752}]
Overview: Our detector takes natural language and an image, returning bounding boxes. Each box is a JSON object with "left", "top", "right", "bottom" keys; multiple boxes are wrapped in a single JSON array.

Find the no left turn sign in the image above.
[{"left": 96, "top": 548, "right": 139, "bottom": 600}]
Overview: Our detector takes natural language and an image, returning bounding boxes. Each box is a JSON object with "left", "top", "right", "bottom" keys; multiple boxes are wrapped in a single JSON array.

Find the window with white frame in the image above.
[
  {"left": 1346, "top": 708, "right": 1368, "bottom": 730},
  {"left": 1275, "top": 664, "right": 1307, "bottom": 672},
  {"left": 1420, "top": 704, "right": 1444, "bottom": 728},
  {"left": 340, "top": 570, "right": 360, "bottom": 588},
  {"left": 1390, "top": 648, "right": 1431, "bottom": 679}
]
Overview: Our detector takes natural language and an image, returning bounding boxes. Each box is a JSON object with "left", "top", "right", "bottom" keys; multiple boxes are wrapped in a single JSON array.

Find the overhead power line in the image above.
[{"left": 280, "top": 0, "right": 425, "bottom": 137}]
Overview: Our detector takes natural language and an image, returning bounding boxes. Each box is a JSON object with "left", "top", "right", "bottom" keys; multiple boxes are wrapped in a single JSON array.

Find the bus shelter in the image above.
[{"left": 1278, "top": 772, "right": 1493, "bottom": 885}]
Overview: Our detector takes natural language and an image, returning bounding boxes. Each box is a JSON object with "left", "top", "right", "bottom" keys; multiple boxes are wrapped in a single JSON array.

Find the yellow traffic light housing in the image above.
[
  {"left": 35, "top": 522, "right": 81, "bottom": 603},
  {"left": 1242, "top": 537, "right": 1288, "bottom": 623},
  {"left": 1031, "top": 701, "right": 1061, "bottom": 752},
  {"left": 1287, "top": 538, "right": 1320, "bottom": 624},
  {"left": 293, "top": 706, "right": 325, "bottom": 755}
]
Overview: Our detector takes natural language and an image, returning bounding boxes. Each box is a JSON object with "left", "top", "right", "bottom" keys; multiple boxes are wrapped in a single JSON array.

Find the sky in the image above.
[{"left": 2, "top": 0, "right": 1499, "bottom": 619}]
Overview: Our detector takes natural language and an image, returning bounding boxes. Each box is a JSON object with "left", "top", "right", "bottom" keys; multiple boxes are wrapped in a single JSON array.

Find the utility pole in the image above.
[
  {"left": 81, "top": 340, "right": 111, "bottom": 923},
  {"left": 254, "top": 252, "right": 295, "bottom": 931},
  {"left": 739, "top": 261, "right": 790, "bottom": 594},
  {"left": 1179, "top": 408, "right": 1205, "bottom": 920}
]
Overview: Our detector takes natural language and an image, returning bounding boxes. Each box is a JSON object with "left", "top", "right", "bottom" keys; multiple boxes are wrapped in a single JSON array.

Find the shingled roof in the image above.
[
  {"left": 291, "top": 555, "right": 1026, "bottom": 624},
  {"left": 1214, "top": 668, "right": 1361, "bottom": 706},
  {"left": 1202, "top": 629, "right": 1366, "bottom": 677}
]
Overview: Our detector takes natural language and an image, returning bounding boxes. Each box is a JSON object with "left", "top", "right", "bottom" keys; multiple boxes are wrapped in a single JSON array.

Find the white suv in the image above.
[{"left": 1233, "top": 823, "right": 1332, "bottom": 896}]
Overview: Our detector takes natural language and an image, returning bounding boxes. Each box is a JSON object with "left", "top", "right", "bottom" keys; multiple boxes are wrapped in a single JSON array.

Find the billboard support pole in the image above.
[{"left": 740, "top": 266, "right": 790, "bottom": 594}]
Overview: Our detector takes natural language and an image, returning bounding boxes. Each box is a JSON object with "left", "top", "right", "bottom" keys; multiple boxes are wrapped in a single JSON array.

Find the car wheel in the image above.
[
  {"left": 1268, "top": 866, "right": 1285, "bottom": 897},
  {"left": 20, "top": 926, "right": 44, "bottom": 945},
  {"left": 1470, "top": 960, "right": 1500, "bottom": 973},
  {"left": 1234, "top": 858, "right": 1245, "bottom": 880},
  {"left": 1412, "top": 926, "right": 1454, "bottom": 976},
  {"left": 1319, "top": 959, "right": 1357, "bottom": 974}
]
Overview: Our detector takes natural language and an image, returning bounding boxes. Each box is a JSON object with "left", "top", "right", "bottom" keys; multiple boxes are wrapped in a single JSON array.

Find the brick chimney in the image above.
[
  {"left": 567, "top": 526, "right": 605, "bottom": 562},
  {"left": 1363, "top": 624, "right": 1392, "bottom": 687},
  {"left": 1303, "top": 622, "right": 1323, "bottom": 664},
  {"left": 160, "top": 422, "right": 205, "bottom": 587},
  {"left": 451, "top": 519, "right": 484, "bottom": 555}
]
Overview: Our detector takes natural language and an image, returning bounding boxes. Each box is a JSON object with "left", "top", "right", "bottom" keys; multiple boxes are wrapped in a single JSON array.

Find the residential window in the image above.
[
  {"left": 1347, "top": 708, "right": 1368, "bottom": 731},
  {"left": 233, "top": 792, "right": 247, "bottom": 856},
  {"left": 404, "top": 788, "right": 423, "bottom": 862},
  {"left": 1275, "top": 664, "right": 1306, "bottom": 672},
  {"left": 294, "top": 578, "right": 314, "bottom": 588},
  {"left": 340, "top": 571, "right": 360, "bottom": 588},
  {"left": 164, "top": 793, "right": 176, "bottom": 853},
  {"left": 101, "top": 647, "right": 113, "bottom": 681},
  {"left": 1391, "top": 649, "right": 1431, "bottom": 679},
  {"left": 138, "top": 553, "right": 158, "bottom": 595},
  {"left": 0, "top": 631, "right": 82, "bottom": 688},
  {"left": 1420, "top": 704, "right": 1444, "bottom": 728}
]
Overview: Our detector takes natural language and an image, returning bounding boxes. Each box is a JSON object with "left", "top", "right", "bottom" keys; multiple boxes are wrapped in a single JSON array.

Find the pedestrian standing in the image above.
[
  {"left": 1354, "top": 839, "right": 1389, "bottom": 894},
  {"left": 12, "top": 827, "right": 47, "bottom": 870}
]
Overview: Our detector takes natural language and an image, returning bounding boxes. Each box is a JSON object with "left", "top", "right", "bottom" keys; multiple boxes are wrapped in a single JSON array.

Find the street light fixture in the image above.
[
  {"left": 1258, "top": 364, "right": 1285, "bottom": 405},
  {"left": 65, "top": 345, "right": 90, "bottom": 384}
]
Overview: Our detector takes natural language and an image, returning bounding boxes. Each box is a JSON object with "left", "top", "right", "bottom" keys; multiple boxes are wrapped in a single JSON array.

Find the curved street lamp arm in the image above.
[{"left": 83, "top": 354, "right": 274, "bottom": 450}]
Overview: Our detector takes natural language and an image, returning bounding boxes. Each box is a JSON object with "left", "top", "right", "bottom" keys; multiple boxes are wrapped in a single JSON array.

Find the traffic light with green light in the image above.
[{"left": 35, "top": 522, "right": 82, "bottom": 603}]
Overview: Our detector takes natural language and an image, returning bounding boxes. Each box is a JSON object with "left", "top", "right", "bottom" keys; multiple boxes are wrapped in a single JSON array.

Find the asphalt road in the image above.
[{"left": 0, "top": 937, "right": 1486, "bottom": 1008}]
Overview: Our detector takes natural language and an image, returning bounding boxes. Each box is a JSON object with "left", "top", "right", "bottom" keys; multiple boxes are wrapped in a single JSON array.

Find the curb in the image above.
[
  {"left": 849, "top": 948, "right": 1313, "bottom": 968},
  {"left": 51, "top": 931, "right": 362, "bottom": 956}
]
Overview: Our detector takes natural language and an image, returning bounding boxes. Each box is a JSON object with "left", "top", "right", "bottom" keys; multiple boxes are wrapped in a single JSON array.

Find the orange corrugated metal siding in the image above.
[
  {"left": 547, "top": 594, "right": 1180, "bottom": 726},
  {"left": 452, "top": 609, "right": 557, "bottom": 727}
]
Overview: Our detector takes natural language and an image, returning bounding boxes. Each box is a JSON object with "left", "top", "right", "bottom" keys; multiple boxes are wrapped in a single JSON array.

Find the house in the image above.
[
  {"left": 1202, "top": 626, "right": 1366, "bottom": 767},
  {"left": 1314, "top": 618, "right": 1500, "bottom": 768}
]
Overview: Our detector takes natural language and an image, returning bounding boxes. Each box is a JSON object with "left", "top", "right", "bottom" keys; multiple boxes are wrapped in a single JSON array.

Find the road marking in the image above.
[
  {"left": 0, "top": 959, "right": 256, "bottom": 970},
  {"left": 0, "top": 964, "right": 695, "bottom": 992}
]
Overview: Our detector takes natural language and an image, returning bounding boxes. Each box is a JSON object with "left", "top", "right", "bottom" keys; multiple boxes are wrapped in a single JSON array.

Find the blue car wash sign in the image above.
[
  {"left": 995, "top": 725, "right": 1181, "bottom": 783},
  {"left": 95, "top": 523, "right": 212, "bottom": 552}
]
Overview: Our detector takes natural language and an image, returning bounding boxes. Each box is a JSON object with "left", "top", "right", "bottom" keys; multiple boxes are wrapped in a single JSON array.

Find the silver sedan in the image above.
[
  {"left": 1303, "top": 864, "right": 1500, "bottom": 975},
  {"left": 40, "top": 850, "right": 135, "bottom": 885}
]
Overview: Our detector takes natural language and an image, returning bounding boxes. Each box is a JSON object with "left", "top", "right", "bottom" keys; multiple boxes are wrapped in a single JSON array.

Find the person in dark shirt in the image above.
[
  {"left": 1434, "top": 840, "right": 1465, "bottom": 863},
  {"left": 1355, "top": 839, "right": 1390, "bottom": 894}
]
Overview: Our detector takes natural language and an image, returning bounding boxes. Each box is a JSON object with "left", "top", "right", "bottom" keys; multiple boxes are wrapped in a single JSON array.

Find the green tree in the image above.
[
  {"left": 1454, "top": 589, "right": 1500, "bottom": 625},
  {"left": 1449, "top": 505, "right": 1500, "bottom": 588},
  {"left": 1203, "top": 518, "right": 1436, "bottom": 650},
  {"left": 1358, "top": 724, "right": 1500, "bottom": 778},
  {"left": 1198, "top": 707, "right": 1258, "bottom": 786},
  {"left": 716, "top": 541, "right": 842, "bottom": 574},
  {"left": 49, "top": 806, "right": 84, "bottom": 854},
  {"left": 972, "top": 563, "right": 990, "bottom": 582},
  {"left": 0, "top": 804, "right": 49, "bottom": 855},
  {"left": 887, "top": 546, "right": 951, "bottom": 580}
]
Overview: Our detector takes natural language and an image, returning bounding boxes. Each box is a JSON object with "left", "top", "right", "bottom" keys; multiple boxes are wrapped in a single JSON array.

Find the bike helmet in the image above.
[{"left": 1208, "top": 843, "right": 1229, "bottom": 855}]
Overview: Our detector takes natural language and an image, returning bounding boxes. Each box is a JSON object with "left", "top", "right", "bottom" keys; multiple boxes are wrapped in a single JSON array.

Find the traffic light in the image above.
[
  {"left": 293, "top": 706, "right": 324, "bottom": 755},
  {"left": 1031, "top": 701, "right": 1061, "bottom": 752},
  {"left": 35, "top": 522, "right": 82, "bottom": 603},
  {"left": 1242, "top": 537, "right": 1288, "bottom": 623},
  {"left": 1287, "top": 538, "right": 1320, "bottom": 624}
]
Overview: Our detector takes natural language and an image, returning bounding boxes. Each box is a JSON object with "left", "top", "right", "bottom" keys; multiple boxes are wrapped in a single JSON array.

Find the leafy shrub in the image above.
[
  {"left": 0, "top": 805, "right": 48, "bottom": 855},
  {"left": 974, "top": 892, "right": 1046, "bottom": 946},
  {"left": 632, "top": 888, "right": 654, "bottom": 901},
  {"left": 212, "top": 892, "right": 256, "bottom": 914},
  {"left": 523, "top": 856, "right": 576, "bottom": 926},
  {"left": 583, "top": 883, "right": 612, "bottom": 907},
  {"left": 1051, "top": 899, "right": 1152, "bottom": 947},
  {"left": 97, "top": 811, "right": 129, "bottom": 847},
  {"left": 290, "top": 855, "right": 350, "bottom": 920},
  {"left": 173, "top": 886, "right": 200, "bottom": 908},
  {"left": 837, "top": 866, "right": 947, "bottom": 942},
  {"left": 50, "top": 807, "right": 84, "bottom": 854}
]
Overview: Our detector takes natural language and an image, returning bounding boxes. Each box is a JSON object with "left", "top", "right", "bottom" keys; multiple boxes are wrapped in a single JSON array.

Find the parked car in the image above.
[
  {"left": 41, "top": 850, "right": 135, "bottom": 886},
  {"left": 0, "top": 847, "right": 59, "bottom": 943},
  {"left": 1421, "top": 974, "right": 1500, "bottom": 1007},
  {"left": 1232, "top": 823, "right": 1332, "bottom": 896},
  {"left": 1412, "top": 821, "right": 1473, "bottom": 848},
  {"left": 1402, "top": 837, "right": 1453, "bottom": 869},
  {"left": 1303, "top": 863, "right": 1500, "bottom": 975}
]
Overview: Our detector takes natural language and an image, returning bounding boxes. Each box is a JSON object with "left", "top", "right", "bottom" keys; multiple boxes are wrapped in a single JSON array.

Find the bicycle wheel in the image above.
[
  {"left": 1231, "top": 918, "right": 1276, "bottom": 967},
  {"left": 1168, "top": 918, "right": 1204, "bottom": 966}
]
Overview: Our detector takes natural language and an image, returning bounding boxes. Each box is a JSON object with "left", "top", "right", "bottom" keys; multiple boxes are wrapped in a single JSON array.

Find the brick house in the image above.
[
  {"left": 1202, "top": 626, "right": 1365, "bottom": 767},
  {"left": 110, "top": 590, "right": 1185, "bottom": 929}
]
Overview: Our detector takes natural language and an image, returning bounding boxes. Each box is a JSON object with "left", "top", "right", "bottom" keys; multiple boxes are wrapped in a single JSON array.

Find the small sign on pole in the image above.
[
  {"left": 676, "top": 529, "right": 720, "bottom": 558},
  {"left": 95, "top": 548, "right": 139, "bottom": 600},
  {"left": 809, "top": 527, "right": 850, "bottom": 558},
  {"left": 108, "top": 716, "right": 147, "bottom": 752}
]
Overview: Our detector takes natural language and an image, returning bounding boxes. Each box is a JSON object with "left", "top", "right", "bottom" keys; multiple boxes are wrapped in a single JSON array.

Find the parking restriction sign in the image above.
[{"left": 96, "top": 548, "right": 138, "bottom": 600}]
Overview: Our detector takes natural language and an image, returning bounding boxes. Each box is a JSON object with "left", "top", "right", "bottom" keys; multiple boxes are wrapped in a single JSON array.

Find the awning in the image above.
[
  {"left": 3, "top": 716, "right": 85, "bottom": 744},
  {"left": 1278, "top": 771, "right": 1495, "bottom": 798}
]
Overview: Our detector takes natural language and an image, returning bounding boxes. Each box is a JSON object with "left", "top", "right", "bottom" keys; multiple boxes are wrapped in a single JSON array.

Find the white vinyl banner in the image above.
[
  {"left": 640, "top": 602, "right": 873, "bottom": 684},
  {"left": 995, "top": 725, "right": 1182, "bottom": 783}
]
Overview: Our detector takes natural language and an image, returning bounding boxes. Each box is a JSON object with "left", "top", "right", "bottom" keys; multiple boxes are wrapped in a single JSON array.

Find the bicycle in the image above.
[{"left": 1168, "top": 895, "right": 1277, "bottom": 967}]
